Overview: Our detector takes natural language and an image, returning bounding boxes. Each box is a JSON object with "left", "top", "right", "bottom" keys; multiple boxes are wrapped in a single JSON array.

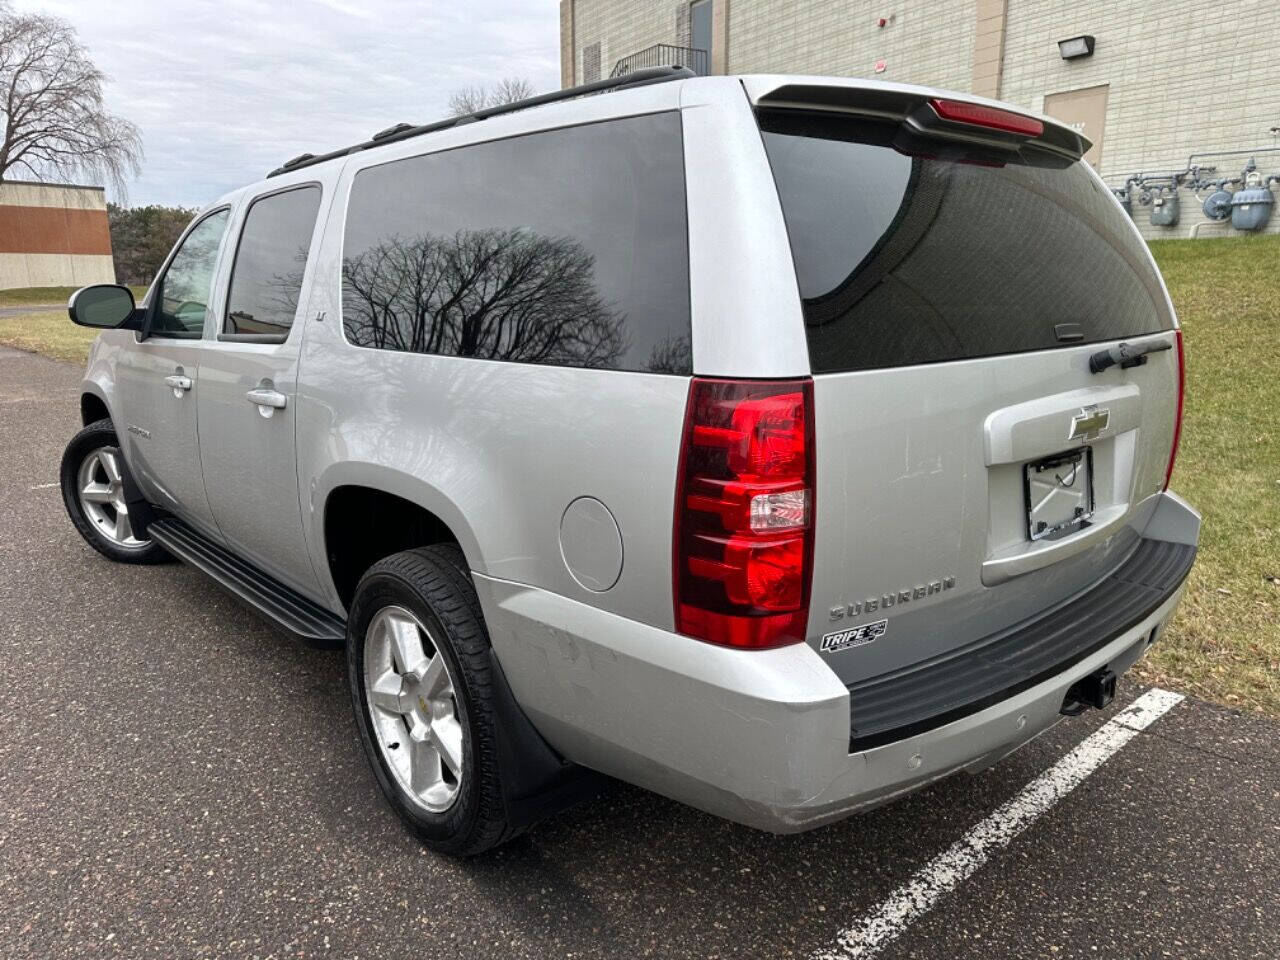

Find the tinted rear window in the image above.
[
  {"left": 341, "top": 112, "right": 690, "bottom": 374},
  {"left": 759, "top": 112, "right": 1173, "bottom": 374}
]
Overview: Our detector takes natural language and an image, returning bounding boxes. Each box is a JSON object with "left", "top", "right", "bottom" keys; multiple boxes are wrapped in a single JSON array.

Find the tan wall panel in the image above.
[
  {"left": 0, "top": 206, "right": 113, "bottom": 256},
  {"left": 561, "top": 0, "right": 576, "bottom": 87},
  {"left": 712, "top": 0, "right": 730, "bottom": 73},
  {"left": 0, "top": 181, "right": 106, "bottom": 210},
  {"left": 0, "top": 252, "right": 115, "bottom": 290}
]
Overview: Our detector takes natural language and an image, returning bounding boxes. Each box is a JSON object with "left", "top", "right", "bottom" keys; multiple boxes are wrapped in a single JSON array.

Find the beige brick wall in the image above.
[
  {"left": 570, "top": 0, "right": 680, "bottom": 84},
  {"left": 726, "top": 0, "right": 977, "bottom": 89},
  {"left": 999, "top": 0, "right": 1280, "bottom": 238}
]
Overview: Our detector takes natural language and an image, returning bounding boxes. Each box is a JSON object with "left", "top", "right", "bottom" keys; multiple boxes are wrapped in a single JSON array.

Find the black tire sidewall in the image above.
[
  {"left": 346, "top": 564, "right": 486, "bottom": 852},
  {"left": 60, "top": 419, "right": 168, "bottom": 565}
]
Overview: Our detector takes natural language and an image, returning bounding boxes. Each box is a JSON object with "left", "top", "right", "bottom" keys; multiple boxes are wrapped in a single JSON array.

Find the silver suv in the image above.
[{"left": 61, "top": 69, "right": 1200, "bottom": 855}]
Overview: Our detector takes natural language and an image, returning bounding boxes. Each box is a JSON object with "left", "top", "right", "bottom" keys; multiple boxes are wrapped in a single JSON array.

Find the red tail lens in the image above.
[
  {"left": 674, "top": 378, "right": 815, "bottom": 649},
  {"left": 929, "top": 98, "right": 1044, "bottom": 137},
  {"left": 1163, "top": 329, "right": 1185, "bottom": 490}
]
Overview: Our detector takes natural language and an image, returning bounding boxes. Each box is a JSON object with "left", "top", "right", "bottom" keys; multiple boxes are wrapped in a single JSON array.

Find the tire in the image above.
[
  {"left": 346, "top": 544, "right": 522, "bottom": 855},
  {"left": 60, "top": 419, "right": 170, "bottom": 565}
]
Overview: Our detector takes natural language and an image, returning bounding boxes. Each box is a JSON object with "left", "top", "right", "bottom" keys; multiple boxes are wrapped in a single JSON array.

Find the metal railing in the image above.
[{"left": 611, "top": 44, "right": 709, "bottom": 78}]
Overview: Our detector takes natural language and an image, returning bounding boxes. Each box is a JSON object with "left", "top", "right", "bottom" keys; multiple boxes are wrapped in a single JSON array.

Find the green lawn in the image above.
[
  {"left": 0, "top": 246, "right": 1277, "bottom": 715},
  {"left": 0, "top": 284, "right": 147, "bottom": 308},
  {"left": 1136, "top": 234, "right": 1280, "bottom": 715},
  {"left": 0, "top": 308, "right": 100, "bottom": 363},
  {"left": 0, "top": 285, "right": 148, "bottom": 363}
]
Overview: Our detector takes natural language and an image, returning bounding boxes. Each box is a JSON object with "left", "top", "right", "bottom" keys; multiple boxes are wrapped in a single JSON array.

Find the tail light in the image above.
[
  {"left": 1163, "top": 329, "right": 1185, "bottom": 490},
  {"left": 673, "top": 378, "right": 815, "bottom": 649}
]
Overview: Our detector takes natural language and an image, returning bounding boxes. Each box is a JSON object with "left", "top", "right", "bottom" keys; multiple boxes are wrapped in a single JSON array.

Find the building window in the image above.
[{"left": 583, "top": 42, "right": 600, "bottom": 83}]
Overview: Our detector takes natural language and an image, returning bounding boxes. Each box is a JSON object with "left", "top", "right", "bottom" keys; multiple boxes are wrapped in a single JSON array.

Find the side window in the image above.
[
  {"left": 224, "top": 186, "right": 322, "bottom": 338},
  {"left": 340, "top": 112, "right": 691, "bottom": 374},
  {"left": 150, "top": 209, "right": 230, "bottom": 338}
]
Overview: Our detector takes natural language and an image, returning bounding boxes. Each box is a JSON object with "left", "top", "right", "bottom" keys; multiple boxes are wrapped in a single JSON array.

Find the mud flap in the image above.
[
  {"left": 487, "top": 650, "right": 606, "bottom": 830},
  {"left": 118, "top": 455, "right": 159, "bottom": 541}
]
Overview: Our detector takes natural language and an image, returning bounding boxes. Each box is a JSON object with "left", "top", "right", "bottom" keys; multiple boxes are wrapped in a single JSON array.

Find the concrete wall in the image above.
[
  {"left": 563, "top": 0, "right": 1280, "bottom": 240},
  {"left": 0, "top": 181, "right": 116, "bottom": 289}
]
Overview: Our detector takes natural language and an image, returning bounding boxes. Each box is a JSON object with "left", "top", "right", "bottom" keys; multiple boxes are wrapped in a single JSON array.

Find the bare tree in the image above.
[
  {"left": 342, "top": 228, "right": 628, "bottom": 369},
  {"left": 446, "top": 77, "right": 535, "bottom": 117},
  {"left": 0, "top": 5, "right": 142, "bottom": 195}
]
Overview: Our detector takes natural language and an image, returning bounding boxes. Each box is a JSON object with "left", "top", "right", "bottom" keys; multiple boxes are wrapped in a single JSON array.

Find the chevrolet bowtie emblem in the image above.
[{"left": 1069, "top": 404, "right": 1110, "bottom": 442}]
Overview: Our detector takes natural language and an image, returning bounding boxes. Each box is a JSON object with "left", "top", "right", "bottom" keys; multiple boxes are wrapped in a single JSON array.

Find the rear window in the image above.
[
  {"left": 759, "top": 111, "right": 1173, "bottom": 374},
  {"left": 341, "top": 112, "right": 690, "bottom": 374}
]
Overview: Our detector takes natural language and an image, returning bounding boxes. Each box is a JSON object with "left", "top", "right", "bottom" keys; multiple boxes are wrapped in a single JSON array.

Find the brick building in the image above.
[
  {"left": 560, "top": 0, "right": 1280, "bottom": 238},
  {"left": 0, "top": 180, "right": 116, "bottom": 289}
]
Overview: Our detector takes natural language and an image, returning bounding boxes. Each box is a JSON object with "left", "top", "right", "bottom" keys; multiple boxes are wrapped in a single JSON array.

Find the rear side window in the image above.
[
  {"left": 224, "top": 185, "right": 322, "bottom": 338},
  {"left": 759, "top": 112, "right": 1174, "bottom": 374},
  {"left": 341, "top": 112, "right": 691, "bottom": 374}
]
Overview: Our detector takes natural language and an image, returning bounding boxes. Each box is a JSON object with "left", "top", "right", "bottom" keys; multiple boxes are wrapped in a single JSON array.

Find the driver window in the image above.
[{"left": 150, "top": 209, "right": 230, "bottom": 337}]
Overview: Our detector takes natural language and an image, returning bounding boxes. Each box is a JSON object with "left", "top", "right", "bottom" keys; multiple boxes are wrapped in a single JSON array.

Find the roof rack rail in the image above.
[{"left": 267, "top": 64, "right": 694, "bottom": 178}]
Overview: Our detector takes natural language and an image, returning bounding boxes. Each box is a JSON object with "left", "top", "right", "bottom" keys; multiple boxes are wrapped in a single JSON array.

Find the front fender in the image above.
[{"left": 78, "top": 331, "right": 125, "bottom": 427}]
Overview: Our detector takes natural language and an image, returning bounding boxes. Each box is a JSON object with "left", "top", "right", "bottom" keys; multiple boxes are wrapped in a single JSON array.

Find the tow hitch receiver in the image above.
[{"left": 1061, "top": 668, "right": 1118, "bottom": 716}]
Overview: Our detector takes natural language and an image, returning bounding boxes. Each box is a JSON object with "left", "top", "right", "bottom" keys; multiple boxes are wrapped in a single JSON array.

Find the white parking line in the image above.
[
  {"left": 812, "top": 688, "right": 1185, "bottom": 960},
  {"left": 28, "top": 481, "right": 59, "bottom": 489}
]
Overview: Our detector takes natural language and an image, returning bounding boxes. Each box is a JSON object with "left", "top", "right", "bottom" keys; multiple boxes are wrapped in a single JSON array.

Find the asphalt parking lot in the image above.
[{"left": 2, "top": 343, "right": 1278, "bottom": 959}]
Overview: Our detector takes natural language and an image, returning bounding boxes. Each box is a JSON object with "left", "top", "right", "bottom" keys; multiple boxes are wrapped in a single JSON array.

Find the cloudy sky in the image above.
[{"left": 14, "top": 0, "right": 561, "bottom": 207}]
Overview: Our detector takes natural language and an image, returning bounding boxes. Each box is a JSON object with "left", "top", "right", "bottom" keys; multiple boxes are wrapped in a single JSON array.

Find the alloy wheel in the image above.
[
  {"left": 77, "top": 446, "right": 147, "bottom": 548},
  {"left": 363, "top": 605, "right": 465, "bottom": 813}
]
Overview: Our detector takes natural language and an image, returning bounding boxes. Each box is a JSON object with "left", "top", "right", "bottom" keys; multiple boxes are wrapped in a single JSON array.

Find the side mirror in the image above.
[{"left": 68, "top": 285, "right": 141, "bottom": 330}]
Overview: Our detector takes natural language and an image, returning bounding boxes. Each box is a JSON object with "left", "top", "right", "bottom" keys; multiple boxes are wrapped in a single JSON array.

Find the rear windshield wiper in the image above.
[{"left": 1089, "top": 338, "right": 1173, "bottom": 374}]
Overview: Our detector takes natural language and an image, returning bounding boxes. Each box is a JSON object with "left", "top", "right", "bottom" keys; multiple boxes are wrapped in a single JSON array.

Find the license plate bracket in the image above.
[{"left": 1025, "top": 448, "right": 1094, "bottom": 542}]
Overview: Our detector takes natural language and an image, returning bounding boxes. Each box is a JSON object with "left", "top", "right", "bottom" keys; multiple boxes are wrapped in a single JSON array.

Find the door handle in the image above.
[
  {"left": 246, "top": 387, "right": 288, "bottom": 412},
  {"left": 164, "top": 374, "right": 193, "bottom": 394}
]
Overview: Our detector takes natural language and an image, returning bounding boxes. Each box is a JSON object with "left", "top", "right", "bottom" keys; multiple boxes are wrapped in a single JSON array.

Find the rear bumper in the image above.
[{"left": 475, "top": 492, "right": 1200, "bottom": 833}]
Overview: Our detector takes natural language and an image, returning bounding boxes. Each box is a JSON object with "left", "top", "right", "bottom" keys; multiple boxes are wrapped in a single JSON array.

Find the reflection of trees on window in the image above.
[
  {"left": 231, "top": 246, "right": 311, "bottom": 336},
  {"left": 342, "top": 228, "right": 629, "bottom": 369},
  {"left": 645, "top": 334, "right": 692, "bottom": 374}
]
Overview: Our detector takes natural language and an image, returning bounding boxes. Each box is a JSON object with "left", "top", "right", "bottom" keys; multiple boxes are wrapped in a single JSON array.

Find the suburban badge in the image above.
[{"left": 829, "top": 576, "right": 956, "bottom": 621}]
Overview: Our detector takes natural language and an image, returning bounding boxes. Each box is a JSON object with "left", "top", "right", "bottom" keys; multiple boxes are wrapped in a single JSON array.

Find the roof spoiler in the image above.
[{"left": 751, "top": 81, "right": 1088, "bottom": 165}]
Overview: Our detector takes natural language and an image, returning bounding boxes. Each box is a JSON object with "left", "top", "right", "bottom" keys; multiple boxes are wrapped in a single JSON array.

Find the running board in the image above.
[{"left": 149, "top": 518, "right": 346, "bottom": 645}]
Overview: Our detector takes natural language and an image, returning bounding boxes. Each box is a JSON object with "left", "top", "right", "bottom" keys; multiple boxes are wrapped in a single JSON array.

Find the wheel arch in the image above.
[
  {"left": 79, "top": 370, "right": 115, "bottom": 427},
  {"left": 316, "top": 464, "right": 482, "bottom": 611}
]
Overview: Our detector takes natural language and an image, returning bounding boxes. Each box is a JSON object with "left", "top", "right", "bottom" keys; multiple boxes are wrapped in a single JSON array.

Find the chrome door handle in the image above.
[
  {"left": 246, "top": 388, "right": 287, "bottom": 410},
  {"left": 164, "top": 374, "right": 192, "bottom": 392}
]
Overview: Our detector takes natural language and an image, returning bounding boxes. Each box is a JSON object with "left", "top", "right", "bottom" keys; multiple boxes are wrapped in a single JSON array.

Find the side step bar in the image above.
[{"left": 149, "top": 518, "right": 346, "bottom": 645}]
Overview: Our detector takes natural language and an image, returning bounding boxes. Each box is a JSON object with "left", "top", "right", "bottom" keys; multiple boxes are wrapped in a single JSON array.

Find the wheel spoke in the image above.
[
  {"left": 369, "top": 670, "right": 404, "bottom": 714},
  {"left": 419, "top": 654, "right": 449, "bottom": 699},
  {"left": 113, "top": 506, "right": 134, "bottom": 543},
  {"left": 408, "top": 735, "right": 441, "bottom": 794},
  {"left": 429, "top": 715, "right": 464, "bottom": 778},
  {"left": 81, "top": 482, "right": 112, "bottom": 504},
  {"left": 388, "top": 615, "right": 428, "bottom": 677},
  {"left": 99, "top": 449, "right": 122, "bottom": 484}
]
